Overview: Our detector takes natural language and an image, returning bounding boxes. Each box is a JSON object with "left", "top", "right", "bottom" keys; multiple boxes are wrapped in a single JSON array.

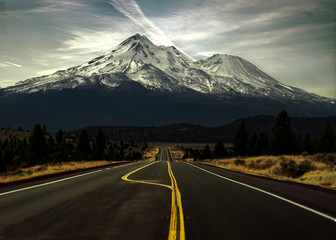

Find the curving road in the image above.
[{"left": 0, "top": 148, "right": 335, "bottom": 239}]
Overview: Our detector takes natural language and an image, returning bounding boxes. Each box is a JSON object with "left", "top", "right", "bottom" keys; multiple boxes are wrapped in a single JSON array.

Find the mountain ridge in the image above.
[
  {"left": 0, "top": 33, "right": 335, "bottom": 130},
  {"left": 1, "top": 33, "right": 334, "bottom": 105}
]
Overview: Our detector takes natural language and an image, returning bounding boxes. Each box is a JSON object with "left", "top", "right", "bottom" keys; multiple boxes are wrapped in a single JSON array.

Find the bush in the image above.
[
  {"left": 248, "top": 159, "right": 275, "bottom": 170},
  {"left": 298, "top": 160, "right": 314, "bottom": 175},
  {"left": 279, "top": 158, "right": 298, "bottom": 178},
  {"left": 313, "top": 153, "right": 336, "bottom": 166},
  {"left": 277, "top": 158, "right": 314, "bottom": 178},
  {"left": 234, "top": 159, "right": 246, "bottom": 166}
]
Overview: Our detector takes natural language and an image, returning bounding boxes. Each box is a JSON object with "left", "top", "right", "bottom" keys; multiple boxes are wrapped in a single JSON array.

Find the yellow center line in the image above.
[
  {"left": 168, "top": 161, "right": 185, "bottom": 240},
  {"left": 121, "top": 162, "right": 172, "bottom": 190},
  {"left": 121, "top": 160, "right": 185, "bottom": 240}
]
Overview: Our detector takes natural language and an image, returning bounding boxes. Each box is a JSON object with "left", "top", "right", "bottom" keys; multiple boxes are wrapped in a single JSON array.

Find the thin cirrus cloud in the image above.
[
  {"left": 4, "top": 62, "right": 22, "bottom": 68},
  {"left": 152, "top": 0, "right": 335, "bottom": 97},
  {"left": 108, "top": 0, "right": 175, "bottom": 47},
  {"left": 0, "top": 0, "right": 85, "bottom": 14}
]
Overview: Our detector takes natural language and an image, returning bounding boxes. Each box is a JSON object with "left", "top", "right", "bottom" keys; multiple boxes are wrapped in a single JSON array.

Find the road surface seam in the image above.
[{"left": 186, "top": 162, "right": 336, "bottom": 222}]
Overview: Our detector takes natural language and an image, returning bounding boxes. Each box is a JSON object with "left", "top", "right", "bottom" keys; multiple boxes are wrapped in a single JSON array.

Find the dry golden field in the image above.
[
  {"left": 0, "top": 161, "right": 127, "bottom": 184},
  {"left": 0, "top": 146, "right": 160, "bottom": 184},
  {"left": 188, "top": 154, "right": 336, "bottom": 190}
]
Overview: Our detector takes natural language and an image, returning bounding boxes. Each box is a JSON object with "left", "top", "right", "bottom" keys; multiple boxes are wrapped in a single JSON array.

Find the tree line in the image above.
[
  {"left": 0, "top": 125, "right": 145, "bottom": 173},
  {"left": 183, "top": 110, "right": 335, "bottom": 161}
]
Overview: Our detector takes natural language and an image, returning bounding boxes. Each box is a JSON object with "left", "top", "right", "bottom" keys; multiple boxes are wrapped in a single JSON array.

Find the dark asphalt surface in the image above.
[
  {"left": 0, "top": 161, "right": 172, "bottom": 240},
  {"left": 0, "top": 149, "right": 335, "bottom": 239},
  {"left": 173, "top": 162, "right": 336, "bottom": 240},
  {"left": 195, "top": 162, "right": 336, "bottom": 217}
]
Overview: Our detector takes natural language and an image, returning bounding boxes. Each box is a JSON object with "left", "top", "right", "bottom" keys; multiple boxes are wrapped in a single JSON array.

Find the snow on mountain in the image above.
[{"left": 2, "top": 33, "right": 334, "bottom": 105}]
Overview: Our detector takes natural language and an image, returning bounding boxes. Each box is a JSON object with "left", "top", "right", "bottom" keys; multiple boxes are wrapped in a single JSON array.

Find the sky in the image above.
[{"left": 0, "top": 0, "right": 335, "bottom": 98}]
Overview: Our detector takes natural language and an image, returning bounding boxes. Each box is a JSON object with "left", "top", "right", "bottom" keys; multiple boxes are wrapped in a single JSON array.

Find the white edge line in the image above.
[
  {"left": 113, "top": 162, "right": 139, "bottom": 169},
  {"left": 0, "top": 170, "right": 103, "bottom": 196},
  {"left": 186, "top": 162, "right": 336, "bottom": 222},
  {"left": 0, "top": 162, "right": 142, "bottom": 197}
]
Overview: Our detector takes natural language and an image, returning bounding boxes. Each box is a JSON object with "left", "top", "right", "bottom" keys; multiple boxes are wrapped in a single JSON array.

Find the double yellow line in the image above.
[
  {"left": 121, "top": 161, "right": 185, "bottom": 240},
  {"left": 167, "top": 161, "right": 185, "bottom": 240}
]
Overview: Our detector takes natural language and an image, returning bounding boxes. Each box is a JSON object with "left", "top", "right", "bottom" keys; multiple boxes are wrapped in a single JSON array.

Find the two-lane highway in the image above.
[{"left": 0, "top": 148, "right": 335, "bottom": 239}]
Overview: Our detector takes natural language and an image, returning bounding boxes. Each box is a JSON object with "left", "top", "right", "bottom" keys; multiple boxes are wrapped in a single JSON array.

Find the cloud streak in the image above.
[
  {"left": 4, "top": 62, "right": 22, "bottom": 68},
  {"left": 0, "top": 0, "right": 86, "bottom": 14},
  {"left": 108, "top": 0, "right": 175, "bottom": 47},
  {"left": 151, "top": 0, "right": 335, "bottom": 97}
]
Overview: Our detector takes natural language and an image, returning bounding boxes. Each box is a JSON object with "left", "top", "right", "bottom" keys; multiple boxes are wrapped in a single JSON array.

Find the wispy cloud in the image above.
[
  {"left": 156, "top": 0, "right": 334, "bottom": 55},
  {"left": 152, "top": 0, "right": 335, "bottom": 96},
  {"left": 3, "top": 62, "right": 22, "bottom": 68},
  {"left": 57, "top": 29, "right": 127, "bottom": 56},
  {"left": 1, "top": 0, "right": 86, "bottom": 14},
  {"left": 108, "top": 0, "right": 175, "bottom": 47}
]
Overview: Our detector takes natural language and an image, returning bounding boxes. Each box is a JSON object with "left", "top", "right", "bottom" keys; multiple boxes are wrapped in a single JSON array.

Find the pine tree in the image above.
[
  {"left": 201, "top": 144, "right": 212, "bottom": 159},
  {"left": 233, "top": 122, "right": 249, "bottom": 156},
  {"left": 76, "top": 129, "right": 91, "bottom": 160},
  {"left": 0, "top": 140, "right": 6, "bottom": 172},
  {"left": 182, "top": 151, "right": 190, "bottom": 159},
  {"left": 213, "top": 142, "right": 228, "bottom": 158},
  {"left": 192, "top": 149, "right": 201, "bottom": 161},
  {"left": 55, "top": 130, "right": 65, "bottom": 144},
  {"left": 107, "top": 144, "right": 116, "bottom": 161},
  {"left": 92, "top": 129, "right": 106, "bottom": 160},
  {"left": 18, "top": 139, "right": 29, "bottom": 165},
  {"left": 318, "top": 118, "right": 335, "bottom": 153},
  {"left": 303, "top": 134, "right": 314, "bottom": 155},
  {"left": 29, "top": 124, "right": 48, "bottom": 165},
  {"left": 255, "top": 132, "right": 270, "bottom": 156},
  {"left": 247, "top": 134, "right": 257, "bottom": 156},
  {"left": 271, "top": 110, "right": 296, "bottom": 155},
  {"left": 47, "top": 135, "right": 55, "bottom": 160}
]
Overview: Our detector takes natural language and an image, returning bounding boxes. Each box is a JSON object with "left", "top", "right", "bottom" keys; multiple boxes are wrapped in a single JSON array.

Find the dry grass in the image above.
[
  {"left": 169, "top": 148, "right": 184, "bottom": 161},
  {"left": 143, "top": 147, "right": 159, "bottom": 161},
  {"left": 0, "top": 160, "right": 126, "bottom": 183},
  {"left": 195, "top": 154, "right": 336, "bottom": 190}
]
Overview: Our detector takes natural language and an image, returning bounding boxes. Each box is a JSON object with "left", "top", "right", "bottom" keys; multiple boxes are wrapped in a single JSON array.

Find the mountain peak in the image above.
[
  {"left": 1, "top": 33, "right": 334, "bottom": 106},
  {"left": 119, "top": 33, "right": 153, "bottom": 47}
]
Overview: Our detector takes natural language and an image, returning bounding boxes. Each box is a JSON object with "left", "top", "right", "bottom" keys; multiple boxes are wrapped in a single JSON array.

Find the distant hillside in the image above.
[{"left": 72, "top": 115, "right": 336, "bottom": 143}]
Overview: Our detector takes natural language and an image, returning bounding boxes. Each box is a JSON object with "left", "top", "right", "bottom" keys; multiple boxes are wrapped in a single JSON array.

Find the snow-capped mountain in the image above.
[
  {"left": 0, "top": 33, "right": 335, "bottom": 130},
  {"left": 2, "top": 33, "right": 333, "bottom": 105}
]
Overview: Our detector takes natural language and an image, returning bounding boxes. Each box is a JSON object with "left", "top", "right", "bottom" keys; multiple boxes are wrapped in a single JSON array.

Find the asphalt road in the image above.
[{"left": 0, "top": 149, "right": 335, "bottom": 239}]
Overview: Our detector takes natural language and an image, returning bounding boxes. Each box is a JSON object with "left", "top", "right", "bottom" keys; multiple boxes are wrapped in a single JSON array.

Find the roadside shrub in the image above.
[
  {"left": 263, "top": 159, "right": 276, "bottom": 169},
  {"left": 314, "top": 153, "right": 336, "bottom": 166},
  {"left": 298, "top": 160, "right": 314, "bottom": 176},
  {"left": 248, "top": 160, "right": 256, "bottom": 169},
  {"left": 279, "top": 158, "right": 299, "bottom": 178},
  {"left": 234, "top": 159, "right": 246, "bottom": 166},
  {"left": 248, "top": 159, "right": 275, "bottom": 170},
  {"left": 277, "top": 158, "right": 314, "bottom": 178}
]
